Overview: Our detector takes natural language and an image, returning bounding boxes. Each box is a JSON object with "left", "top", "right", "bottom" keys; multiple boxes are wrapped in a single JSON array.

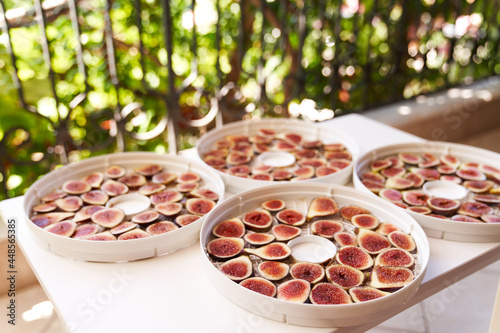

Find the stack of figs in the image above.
[
  {"left": 360, "top": 152, "right": 500, "bottom": 223},
  {"left": 206, "top": 196, "right": 418, "bottom": 305},
  {"left": 202, "top": 128, "right": 352, "bottom": 181},
  {"left": 30, "top": 164, "right": 219, "bottom": 241}
]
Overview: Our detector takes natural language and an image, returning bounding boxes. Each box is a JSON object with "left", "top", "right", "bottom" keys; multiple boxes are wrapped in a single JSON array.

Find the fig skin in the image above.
[
  {"left": 370, "top": 159, "right": 392, "bottom": 172},
  {"left": 242, "top": 210, "right": 273, "bottom": 231},
  {"left": 271, "top": 224, "right": 302, "bottom": 241},
  {"left": 450, "top": 215, "right": 483, "bottom": 223},
  {"left": 91, "top": 208, "right": 125, "bottom": 228},
  {"left": 134, "top": 164, "right": 163, "bottom": 176},
  {"left": 316, "top": 166, "right": 339, "bottom": 177},
  {"left": 456, "top": 168, "right": 486, "bottom": 181},
  {"left": 324, "top": 143, "right": 345, "bottom": 151},
  {"left": 457, "top": 201, "right": 493, "bottom": 218},
  {"left": 251, "top": 173, "right": 274, "bottom": 181},
  {"left": 426, "top": 197, "right": 460, "bottom": 216},
  {"left": 276, "top": 209, "right": 306, "bottom": 226},
  {"left": 132, "top": 210, "right": 160, "bottom": 224},
  {"left": 118, "top": 173, "right": 147, "bottom": 187},
  {"left": 240, "top": 277, "right": 277, "bottom": 297},
  {"left": 463, "top": 180, "right": 494, "bottom": 193},
  {"left": 361, "top": 179, "right": 385, "bottom": 193},
  {"left": 370, "top": 266, "right": 414, "bottom": 289},
  {"left": 155, "top": 202, "right": 183, "bottom": 216},
  {"left": 62, "top": 180, "right": 92, "bottom": 195},
  {"left": 109, "top": 222, "right": 138, "bottom": 235},
  {"left": 351, "top": 214, "right": 380, "bottom": 230},
  {"left": 402, "top": 190, "right": 430, "bottom": 206},
  {"left": 340, "top": 205, "right": 371, "bottom": 220},
  {"left": 189, "top": 188, "right": 219, "bottom": 201},
  {"left": 118, "top": 229, "right": 152, "bottom": 240},
  {"left": 152, "top": 172, "right": 177, "bottom": 185},
  {"left": 73, "top": 205, "right": 105, "bottom": 223},
  {"left": 407, "top": 206, "right": 432, "bottom": 215},
  {"left": 398, "top": 153, "right": 422, "bottom": 164},
  {"left": 41, "top": 190, "right": 67, "bottom": 202},
  {"left": 150, "top": 190, "right": 183, "bottom": 205},
  {"left": 272, "top": 170, "right": 293, "bottom": 180},
  {"left": 482, "top": 214, "right": 500, "bottom": 223},
  {"left": 474, "top": 194, "right": 500, "bottom": 204},
  {"left": 294, "top": 166, "right": 315, "bottom": 179},
  {"left": 388, "top": 231, "right": 416, "bottom": 252},
  {"left": 72, "top": 223, "right": 100, "bottom": 238},
  {"left": 258, "top": 261, "right": 289, "bottom": 280},
  {"left": 44, "top": 221, "right": 77, "bottom": 237},
  {"left": 83, "top": 231, "right": 117, "bottom": 241},
  {"left": 349, "top": 287, "right": 390, "bottom": 303},
  {"left": 186, "top": 198, "right": 217, "bottom": 215},
  {"left": 31, "top": 212, "right": 75, "bottom": 228},
  {"left": 299, "top": 158, "right": 326, "bottom": 168},
  {"left": 175, "top": 182, "right": 198, "bottom": 193},
  {"left": 213, "top": 218, "right": 246, "bottom": 238},
  {"left": 207, "top": 237, "right": 244, "bottom": 259},
  {"left": 358, "top": 229, "right": 391, "bottom": 254},
  {"left": 244, "top": 233, "right": 275, "bottom": 245},
  {"left": 327, "top": 159, "right": 351, "bottom": 170},
  {"left": 326, "top": 264, "right": 365, "bottom": 289},
  {"left": 80, "top": 190, "right": 109, "bottom": 206},
  {"left": 381, "top": 167, "right": 406, "bottom": 178},
  {"left": 441, "top": 155, "right": 461, "bottom": 168},
  {"left": 82, "top": 172, "right": 104, "bottom": 188},
  {"left": 437, "top": 165, "right": 457, "bottom": 175},
  {"left": 411, "top": 168, "right": 440, "bottom": 181},
  {"left": 309, "top": 283, "right": 352, "bottom": 305},
  {"left": 440, "top": 175, "right": 462, "bottom": 184},
  {"left": 325, "top": 151, "right": 351, "bottom": 161},
  {"left": 290, "top": 262, "right": 325, "bottom": 284},
  {"left": 376, "top": 222, "right": 400, "bottom": 236},
  {"left": 105, "top": 165, "right": 126, "bottom": 178},
  {"left": 336, "top": 246, "right": 373, "bottom": 270},
  {"left": 379, "top": 189, "right": 403, "bottom": 203},
  {"left": 146, "top": 221, "right": 179, "bottom": 235},
  {"left": 32, "top": 202, "right": 57, "bottom": 213},
  {"left": 385, "top": 176, "right": 414, "bottom": 190},
  {"left": 226, "top": 151, "right": 251, "bottom": 165},
  {"left": 244, "top": 242, "right": 292, "bottom": 261},
  {"left": 261, "top": 199, "right": 286, "bottom": 211},
  {"left": 404, "top": 172, "right": 425, "bottom": 188},
  {"left": 308, "top": 197, "right": 339, "bottom": 219},
  {"left": 375, "top": 248, "right": 415, "bottom": 268},
  {"left": 277, "top": 279, "right": 311, "bottom": 303},
  {"left": 218, "top": 256, "right": 253, "bottom": 281},
  {"left": 252, "top": 165, "right": 273, "bottom": 174},
  {"left": 175, "top": 214, "right": 201, "bottom": 227},
  {"left": 294, "top": 149, "right": 319, "bottom": 160},
  {"left": 101, "top": 180, "right": 129, "bottom": 196},
  {"left": 311, "top": 220, "right": 344, "bottom": 238},
  {"left": 360, "top": 172, "right": 385, "bottom": 184},
  {"left": 334, "top": 232, "right": 358, "bottom": 247}
]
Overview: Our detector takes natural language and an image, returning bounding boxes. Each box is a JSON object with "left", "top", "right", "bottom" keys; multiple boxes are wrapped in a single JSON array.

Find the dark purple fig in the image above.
[
  {"left": 91, "top": 208, "right": 125, "bottom": 228},
  {"left": 457, "top": 201, "right": 493, "bottom": 218},
  {"left": 419, "top": 153, "right": 440, "bottom": 168},
  {"left": 370, "top": 266, "right": 414, "bottom": 288},
  {"left": 152, "top": 171, "right": 178, "bottom": 185},
  {"left": 441, "top": 155, "right": 461, "bottom": 169},
  {"left": 41, "top": 190, "right": 67, "bottom": 202},
  {"left": 403, "top": 172, "right": 425, "bottom": 188},
  {"left": 62, "top": 180, "right": 91, "bottom": 195},
  {"left": 327, "top": 159, "right": 351, "bottom": 170},
  {"left": 387, "top": 156, "right": 404, "bottom": 168},
  {"left": 440, "top": 175, "right": 462, "bottom": 184},
  {"left": 381, "top": 167, "right": 406, "bottom": 178},
  {"left": 252, "top": 165, "right": 273, "bottom": 174},
  {"left": 379, "top": 189, "right": 403, "bottom": 203},
  {"left": 376, "top": 222, "right": 400, "bottom": 236},
  {"left": 456, "top": 168, "right": 486, "bottom": 181},
  {"left": 334, "top": 232, "right": 358, "bottom": 247},
  {"left": 240, "top": 277, "right": 277, "bottom": 297},
  {"left": 308, "top": 197, "right": 339, "bottom": 219},
  {"left": 325, "top": 151, "right": 352, "bottom": 161},
  {"left": 215, "top": 139, "right": 232, "bottom": 149},
  {"left": 207, "top": 237, "right": 244, "bottom": 259},
  {"left": 244, "top": 233, "right": 275, "bottom": 245},
  {"left": 105, "top": 165, "right": 126, "bottom": 178},
  {"left": 352, "top": 214, "right": 380, "bottom": 230},
  {"left": 398, "top": 153, "right": 422, "bottom": 165},
  {"left": 55, "top": 196, "right": 83, "bottom": 212},
  {"left": 101, "top": 180, "right": 129, "bottom": 196},
  {"left": 302, "top": 140, "right": 322, "bottom": 149},
  {"left": 83, "top": 231, "right": 117, "bottom": 241},
  {"left": 385, "top": 176, "right": 414, "bottom": 190},
  {"left": 375, "top": 248, "right": 414, "bottom": 268},
  {"left": 340, "top": 205, "right": 371, "bottom": 220},
  {"left": 81, "top": 190, "right": 109, "bottom": 206},
  {"left": 32, "top": 202, "right": 57, "bottom": 213},
  {"left": 175, "top": 214, "right": 201, "bottom": 227},
  {"left": 361, "top": 179, "right": 385, "bottom": 193},
  {"left": 261, "top": 199, "right": 286, "bottom": 211},
  {"left": 358, "top": 229, "right": 391, "bottom": 254},
  {"left": 393, "top": 202, "right": 409, "bottom": 209},
  {"left": 251, "top": 174, "right": 274, "bottom": 181},
  {"left": 186, "top": 198, "right": 216, "bottom": 215},
  {"left": 324, "top": 143, "right": 345, "bottom": 151},
  {"left": 118, "top": 229, "right": 151, "bottom": 240},
  {"left": 479, "top": 164, "right": 500, "bottom": 175},
  {"left": 274, "top": 141, "right": 298, "bottom": 152},
  {"left": 109, "top": 222, "right": 138, "bottom": 235},
  {"left": 427, "top": 197, "right": 460, "bottom": 216},
  {"left": 213, "top": 218, "right": 245, "bottom": 238},
  {"left": 176, "top": 182, "right": 199, "bottom": 193},
  {"left": 290, "top": 262, "right": 325, "bottom": 284},
  {"left": 293, "top": 166, "right": 315, "bottom": 179},
  {"left": 428, "top": 213, "right": 447, "bottom": 219},
  {"left": 244, "top": 242, "right": 292, "bottom": 260},
  {"left": 450, "top": 215, "right": 483, "bottom": 223},
  {"left": 242, "top": 210, "right": 273, "bottom": 231},
  {"left": 370, "top": 159, "right": 392, "bottom": 172},
  {"left": 277, "top": 279, "right": 310, "bottom": 303},
  {"left": 146, "top": 221, "right": 179, "bottom": 235},
  {"left": 205, "top": 149, "right": 228, "bottom": 159},
  {"left": 258, "top": 261, "right": 289, "bottom": 280},
  {"left": 388, "top": 231, "right": 416, "bottom": 251},
  {"left": 253, "top": 143, "right": 269, "bottom": 154},
  {"left": 294, "top": 149, "right": 319, "bottom": 160},
  {"left": 482, "top": 214, "right": 500, "bottom": 223},
  {"left": 82, "top": 172, "right": 104, "bottom": 188},
  {"left": 132, "top": 210, "right": 160, "bottom": 224},
  {"left": 276, "top": 209, "right": 306, "bottom": 226},
  {"left": 336, "top": 246, "right": 373, "bottom": 270},
  {"left": 474, "top": 194, "right": 500, "bottom": 204},
  {"left": 155, "top": 202, "right": 183, "bottom": 217},
  {"left": 219, "top": 256, "right": 253, "bottom": 281},
  {"left": 407, "top": 206, "right": 432, "bottom": 215},
  {"left": 190, "top": 188, "right": 219, "bottom": 201},
  {"left": 316, "top": 166, "right": 339, "bottom": 177},
  {"left": 349, "top": 287, "right": 390, "bottom": 303},
  {"left": 30, "top": 213, "right": 57, "bottom": 233},
  {"left": 437, "top": 165, "right": 456, "bottom": 174},
  {"left": 226, "top": 151, "right": 251, "bottom": 165},
  {"left": 463, "top": 180, "right": 494, "bottom": 193},
  {"left": 72, "top": 223, "right": 100, "bottom": 238},
  {"left": 135, "top": 164, "right": 163, "bottom": 176},
  {"left": 150, "top": 189, "right": 183, "bottom": 205},
  {"left": 271, "top": 224, "right": 302, "bottom": 241},
  {"left": 139, "top": 183, "right": 166, "bottom": 195},
  {"left": 73, "top": 205, "right": 105, "bottom": 222},
  {"left": 299, "top": 158, "right": 326, "bottom": 168},
  {"left": 402, "top": 190, "right": 429, "bottom": 206},
  {"left": 228, "top": 165, "right": 251, "bottom": 175},
  {"left": 326, "top": 264, "right": 364, "bottom": 289},
  {"left": 411, "top": 168, "right": 441, "bottom": 181},
  {"left": 44, "top": 221, "right": 76, "bottom": 237},
  {"left": 271, "top": 170, "right": 293, "bottom": 180},
  {"left": 311, "top": 220, "right": 343, "bottom": 238},
  {"left": 118, "top": 173, "right": 147, "bottom": 187},
  {"left": 360, "top": 172, "right": 385, "bottom": 184}
]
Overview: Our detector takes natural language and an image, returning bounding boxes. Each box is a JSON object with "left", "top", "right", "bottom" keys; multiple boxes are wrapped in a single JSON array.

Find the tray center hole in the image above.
[
  {"left": 257, "top": 151, "right": 296, "bottom": 168},
  {"left": 423, "top": 180, "right": 467, "bottom": 200},
  {"left": 106, "top": 193, "right": 151, "bottom": 216},
  {"left": 288, "top": 235, "right": 337, "bottom": 263}
]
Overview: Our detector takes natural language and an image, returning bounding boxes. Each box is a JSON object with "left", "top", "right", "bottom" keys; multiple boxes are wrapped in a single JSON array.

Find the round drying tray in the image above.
[
  {"left": 353, "top": 141, "right": 500, "bottom": 242},
  {"left": 200, "top": 183, "right": 429, "bottom": 328},
  {"left": 23, "top": 152, "right": 225, "bottom": 262},
  {"left": 195, "top": 119, "right": 359, "bottom": 194}
]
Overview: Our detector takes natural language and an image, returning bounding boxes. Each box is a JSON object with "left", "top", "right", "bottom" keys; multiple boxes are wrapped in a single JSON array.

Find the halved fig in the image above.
[
  {"left": 41, "top": 190, "right": 67, "bottom": 202},
  {"left": 462, "top": 162, "right": 481, "bottom": 170},
  {"left": 403, "top": 172, "right": 425, "bottom": 188},
  {"left": 190, "top": 188, "right": 219, "bottom": 201},
  {"left": 256, "top": 128, "right": 275, "bottom": 137},
  {"left": 83, "top": 231, "right": 116, "bottom": 241},
  {"left": 326, "top": 264, "right": 364, "bottom": 289},
  {"left": 228, "top": 165, "right": 251, "bottom": 175},
  {"left": 272, "top": 224, "right": 302, "bottom": 241},
  {"left": 358, "top": 229, "right": 391, "bottom": 254},
  {"left": 109, "top": 222, "right": 138, "bottom": 235},
  {"left": 91, "top": 208, "right": 125, "bottom": 228},
  {"left": 299, "top": 158, "right": 326, "bottom": 168},
  {"left": 294, "top": 149, "right": 319, "bottom": 160},
  {"left": 386, "top": 156, "right": 404, "bottom": 168},
  {"left": 290, "top": 262, "right": 325, "bottom": 284},
  {"left": 277, "top": 279, "right": 310, "bottom": 303},
  {"left": 376, "top": 222, "right": 400, "bottom": 236},
  {"left": 226, "top": 152, "right": 251, "bottom": 165},
  {"left": 150, "top": 190, "right": 183, "bottom": 205},
  {"left": 186, "top": 198, "right": 216, "bottom": 215},
  {"left": 336, "top": 246, "right": 373, "bottom": 270},
  {"left": 428, "top": 213, "right": 447, "bottom": 219},
  {"left": 456, "top": 168, "right": 486, "bottom": 181},
  {"left": 450, "top": 215, "right": 483, "bottom": 223},
  {"left": 230, "top": 143, "right": 253, "bottom": 156},
  {"left": 474, "top": 194, "right": 500, "bottom": 204},
  {"left": 381, "top": 167, "right": 406, "bottom": 178},
  {"left": 55, "top": 196, "right": 83, "bottom": 212},
  {"left": 244, "top": 242, "right": 292, "bottom": 260},
  {"left": 175, "top": 214, "right": 201, "bottom": 227},
  {"left": 352, "top": 214, "right": 380, "bottom": 230},
  {"left": 379, "top": 189, "right": 403, "bottom": 203},
  {"left": 441, "top": 155, "right": 460, "bottom": 169},
  {"left": 276, "top": 209, "right": 306, "bottom": 226},
  {"left": 361, "top": 179, "right": 385, "bottom": 193},
  {"left": 274, "top": 140, "right": 298, "bottom": 152},
  {"left": 240, "top": 277, "right": 277, "bottom": 297},
  {"left": 72, "top": 223, "right": 100, "bottom": 238},
  {"left": 105, "top": 165, "right": 126, "bottom": 178},
  {"left": 479, "top": 164, "right": 500, "bottom": 175},
  {"left": 302, "top": 140, "right": 323, "bottom": 149},
  {"left": 175, "top": 182, "right": 198, "bottom": 193},
  {"left": 271, "top": 170, "right": 293, "bottom": 180},
  {"left": 81, "top": 190, "right": 109, "bottom": 205},
  {"left": 340, "top": 205, "right": 371, "bottom": 220},
  {"left": 316, "top": 166, "right": 338, "bottom": 177},
  {"left": 388, "top": 231, "right": 416, "bottom": 251},
  {"left": 227, "top": 135, "right": 250, "bottom": 144},
  {"left": 437, "top": 165, "right": 456, "bottom": 175},
  {"left": 177, "top": 172, "right": 200, "bottom": 183},
  {"left": 279, "top": 132, "right": 302, "bottom": 145},
  {"left": 327, "top": 159, "right": 351, "bottom": 170},
  {"left": 349, "top": 287, "right": 390, "bottom": 303},
  {"left": 398, "top": 153, "right": 422, "bottom": 165},
  {"left": 82, "top": 172, "right": 104, "bottom": 188},
  {"left": 411, "top": 168, "right": 441, "bottom": 181},
  {"left": 393, "top": 202, "right": 409, "bottom": 209},
  {"left": 215, "top": 139, "right": 233, "bottom": 149},
  {"left": 32, "top": 212, "right": 75, "bottom": 228},
  {"left": 146, "top": 221, "right": 179, "bottom": 235},
  {"left": 32, "top": 202, "right": 57, "bottom": 213},
  {"left": 308, "top": 197, "right": 338, "bottom": 219},
  {"left": 44, "top": 220, "right": 76, "bottom": 237},
  {"left": 135, "top": 164, "right": 163, "bottom": 176},
  {"left": 132, "top": 210, "right": 160, "bottom": 224},
  {"left": 440, "top": 175, "right": 462, "bottom": 183},
  {"left": 213, "top": 218, "right": 245, "bottom": 238},
  {"left": 402, "top": 190, "right": 429, "bottom": 206},
  {"left": 250, "top": 134, "right": 272, "bottom": 144},
  {"left": 258, "top": 261, "right": 289, "bottom": 280},
  {"left": 261, "top": 199, "right": 286, "bottom": 211},
  {"left": 62, "top": 180, "right": 91, "bottom": 195},
  {"left": 101, "top": 180, "right": 129, "bottom": 196},
  {"left": 419, "top": 153, "right": 440, "bottom": 168},
  {"left": 219, "top": 256, "right": 253, "bottom": 281},
  {"left": 205, "top": 149, "right": 228, "bottom": 159},
  {"left": 324, "top": 143, "right": 345, "bottom": 151},
  {"left": 482, "top": 214, "right": 500, "bottom": 223},
  {"left": 139, "top": 183, "right": 166, "bottom": 195},
  {"left": 294, "top": 166, "right": 315, "bottom": 179},
  {"left": 375, "top": 248, "right": 414, "bottom": 268},
  {"left": 371, "top": 159, "right": 392, "bottom": 172},
  {"left": 253, "top": 143, "right": 269, "bottom": 154},
  {"left": 73, "top": 205, "right": 104, "bottom": 222},
  {"left": 334, "top": 232, "right": 357, "bottom": 247},
  {"left": 311, "top": 220, "right": 343, "bottom": 238},
  {"left": 325, "top": 151, "right": 352, "bottom": 161},
  {"left": 457, "top": 201, "right": 493, "bottom": 218},
  {"left": 252, "top": 165, "right": 273, "bottom": 174},
  {"left": 242, "top": 209, "right": 273, "bottom": 231},
  {"left": 251, "top": 173, "right": 273, "bottom": 181},
  {"left": 360, "top": 172, "right": 385, "bottom": 184},
  {"left": 407, "top": 206, "right": 432, "bottom": 215},
  {"left": 152, "top": 171, "right": 177, "bottom": 185},
  {"left": 385, "top": 176, "right": 414, "bottom": 190},
  {"left": 427, "top": 197, "right": 460, "bottom": 216},
  {"left": 118, "top": 173, "right": 146, "bottom": 187},
  {"left": 207, "top": 237, "right": 244, "bottom": 259},
  {"left": 118, "top": 229, "right": 151, "bottom": 240},
  {"left": 244, "top": 233, "right": 275, "bottom": 245},
  {"left": 463, "top": 180, "right": 494, "bottom": 193},
  {"left": 370, "top": 266, "right": 414, "bottom": 288}
]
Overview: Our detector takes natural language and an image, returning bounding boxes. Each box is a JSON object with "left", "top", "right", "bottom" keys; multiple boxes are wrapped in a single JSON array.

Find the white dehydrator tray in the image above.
[
  {"left": 353, "top": 141, "right": 500, "bottom": 242},
  {"left": 196, "top": 119, "right": 359, "bottom": 194},
  {"left": 200, "top": 183, "right": 429, "bottom": 328},
  {"left": 23, "top": 152, "right": 225, "bottom": 262}
]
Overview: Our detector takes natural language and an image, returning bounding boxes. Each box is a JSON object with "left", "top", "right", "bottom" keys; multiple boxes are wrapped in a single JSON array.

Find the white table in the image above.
[{"left": 1, "top": 114, "right": 499, "bottom": 333}]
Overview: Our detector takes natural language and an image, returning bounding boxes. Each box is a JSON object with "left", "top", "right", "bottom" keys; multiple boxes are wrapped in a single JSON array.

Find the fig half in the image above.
[
  {"left": 407, "top": 206, "right": 432, "bottom": 215},
  {"left": 44, "top": 221, "right": 76, "bottom": 237},
  {"left": 311, "top": 220, "right": 343, "bottom": 238},
  {"left": 360, "top": 172, "right": 385, "bottom": 184},
  {"left": 277, "top": 279, "right": 310, "bottom": 303},
  {"left": 349, "top": 287, "right": 390, "bottom": 303},
  {"left": 376, "top": 222, "right": 400, "bottom": 236},
  {"left": 150, "top": 190, "right": 183, "bottom": 205},
  {"left": 219, "top": 256, "right": 253, "bottom": 281},
  {"left": 474, "top": 194, "right": 500, "bottom": 204},
  {"left": 190, "top": 188, "right": 219, "bottom": 201},
  {"left": 257, "top": 261, "right": 289, "bottom": 280},
  {"left": 388, "top": 231, "right": 416, "bottom": 252},
  {"left": 271, "top": 225, "right": 302, "bottom": 241},
  {"left": 32, "top": 202, "right": 57, "bottom": 213},
  {"left": 240, "top": 277, "right": 277, "bottom": 298},
  {"left": 379, "top": 189, "right": 403, "bottom": 203},
  {"left": 242, "top": 210, "right": 273, "bottom": 231},
  {"left": 381, "top": 167, "right": 406, "bottom": 178},
  {"left": 482, "top": 214, "right": 500, "bottom": 223},
  {"left": 427, "top": 197, "right": 460, "bottom": 216},
  {"left": 375, "top": 248, "right": 415, "bottom": 268},
  {"left": 398, "top": 153, "right": 422, "bottom": 164},
  {"left": 244, "top": 233, "right": 275, "bottom": 246},
  {"left": 83, "top": 231, "right": 117, "bottom": 241},
  {"left": 361, "top": 179, "right": 385, "bottom": 193},
  {"left": 41, "top": 190, "right": 67, "bottom": 202},
  {"left": 309, "top": 283, "right": 352, "bottom": 305},
  {"left": 118, "top": 229, "right": 151, "bottom": 240},
  {"left": 207, "top": 237, "right": 244, "bottom": 259},
  {"left": 370, "top": 266, "right": 414, "bottom": 288},
  {"left": 82, "top": 172, "right": 104, "bottom": 188},
  {"left": 294, "top": 166, "right": 316, "bottom": 179},
  {"left": 307, "top": 197, "right": 339, "bottom": 219},
  {"left": 109, "top": 222, "right": 138, "bottom": 235},
  {"left": 175, "top": 214, "right": 201, "bottom": 227},
  {"left": 105, "top": 165, "right": 126, "bottom": 178},
  {"left": 261, "top": 199, "right": 286, "bottom": 211},
  {"left": 186, "top": 198, "right": 216, "bottom": 215},
  {"left": 371, "top": 159, "right": 392, "bottom": 172},
  {"left": 135, "top": 164, "right": 163, "bottom": 176},
  {"left": 62, "top": 180, "right": 91, "bottom": 195},
  {"left": 450, "top": 215, "right": 483, "bottom": 223},
  {"left": 463, "top": 180, "right": 494, "bottom": 193},
  {"left": 178, "top": 172, "right": 201, "bottom": 183},
  {"left": 327, "top": 159, "right": 351, "bottom": 170},
  {"left": 402, "top": 190, "right": 430, "bottom": 206},
  {"left": 213, "top": 218, "right": 245, "bottom": 238},
  {"left": 155, "top": 202, "right": 183, "bottom": 216},
  {"left": 73, "top": 205, "right": 105, "bottom": 223},
  {"left": 404, "top": 172, "right": 425, "bottom": 188},
  {"left": 276, "top": 209, "right": 306, "bottom": 226},
  {"left": 72, "top": 223, "right": 100, "bottom": 238},
  {"left": 441, "top": 155, "right": 460, "bottom": 169},
  {"left": 175, "top": 183, "right": 198, "bottom": 193},
  {"left": 31, "top": 212, "right": 75, "bottom": 228},
  {"left": 358, "top": 229, "right": 391, "bottom": 254},
  {"left": 55, "top": 196, "right": 83, "bottom": 212},
  {"left": 336, "top": 246, "right": 373, "bottom": 270},
  {"left": 326, "top": 264, "right": 364, "bottom": 289},
  {"left": 118, "top": 173, "right": 146, "bottom": 187},
  {"left": 316, "top": 166, "right": 339, "bottom": 177},
  {"left": 351, "top": 214, "right": 379, "bottom": 230},
  {"left": 385, "top": 176, "right": 414, "bottom": 190},
  {"left": 152, "top": 171, "right": 177, "bottom": 185},
  {"left": 80, "top": 190, "right": 109, "bottom": 206},
  {"left": 91, "top": 208, "right": 125, "bottom": 228},
  {"left": 244, "top": 242, "right": 292, "bottom": 260},
  {"left": 101, "top": 180, "right": 129, "bottom": 196},
  {"left": 457, "top": 201, "right": 493, "bottom": 218},
  {"left": 456, "top": 168, "right": 486, "bottom": 181},
  {"left": 290, "top": 262, "right": 325, "bottom": 284},
  {"left": 411, "top": 168, "right": 440, "bottom": 181},
  {"left": 132, "top": 210, "right": 160, "bottom": 224},
  {"left": 334, "top": 232, "right": 358, "bottom": 247},
  {"left": 340, "top": 205, "right": 371, "bottom": 220}
]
